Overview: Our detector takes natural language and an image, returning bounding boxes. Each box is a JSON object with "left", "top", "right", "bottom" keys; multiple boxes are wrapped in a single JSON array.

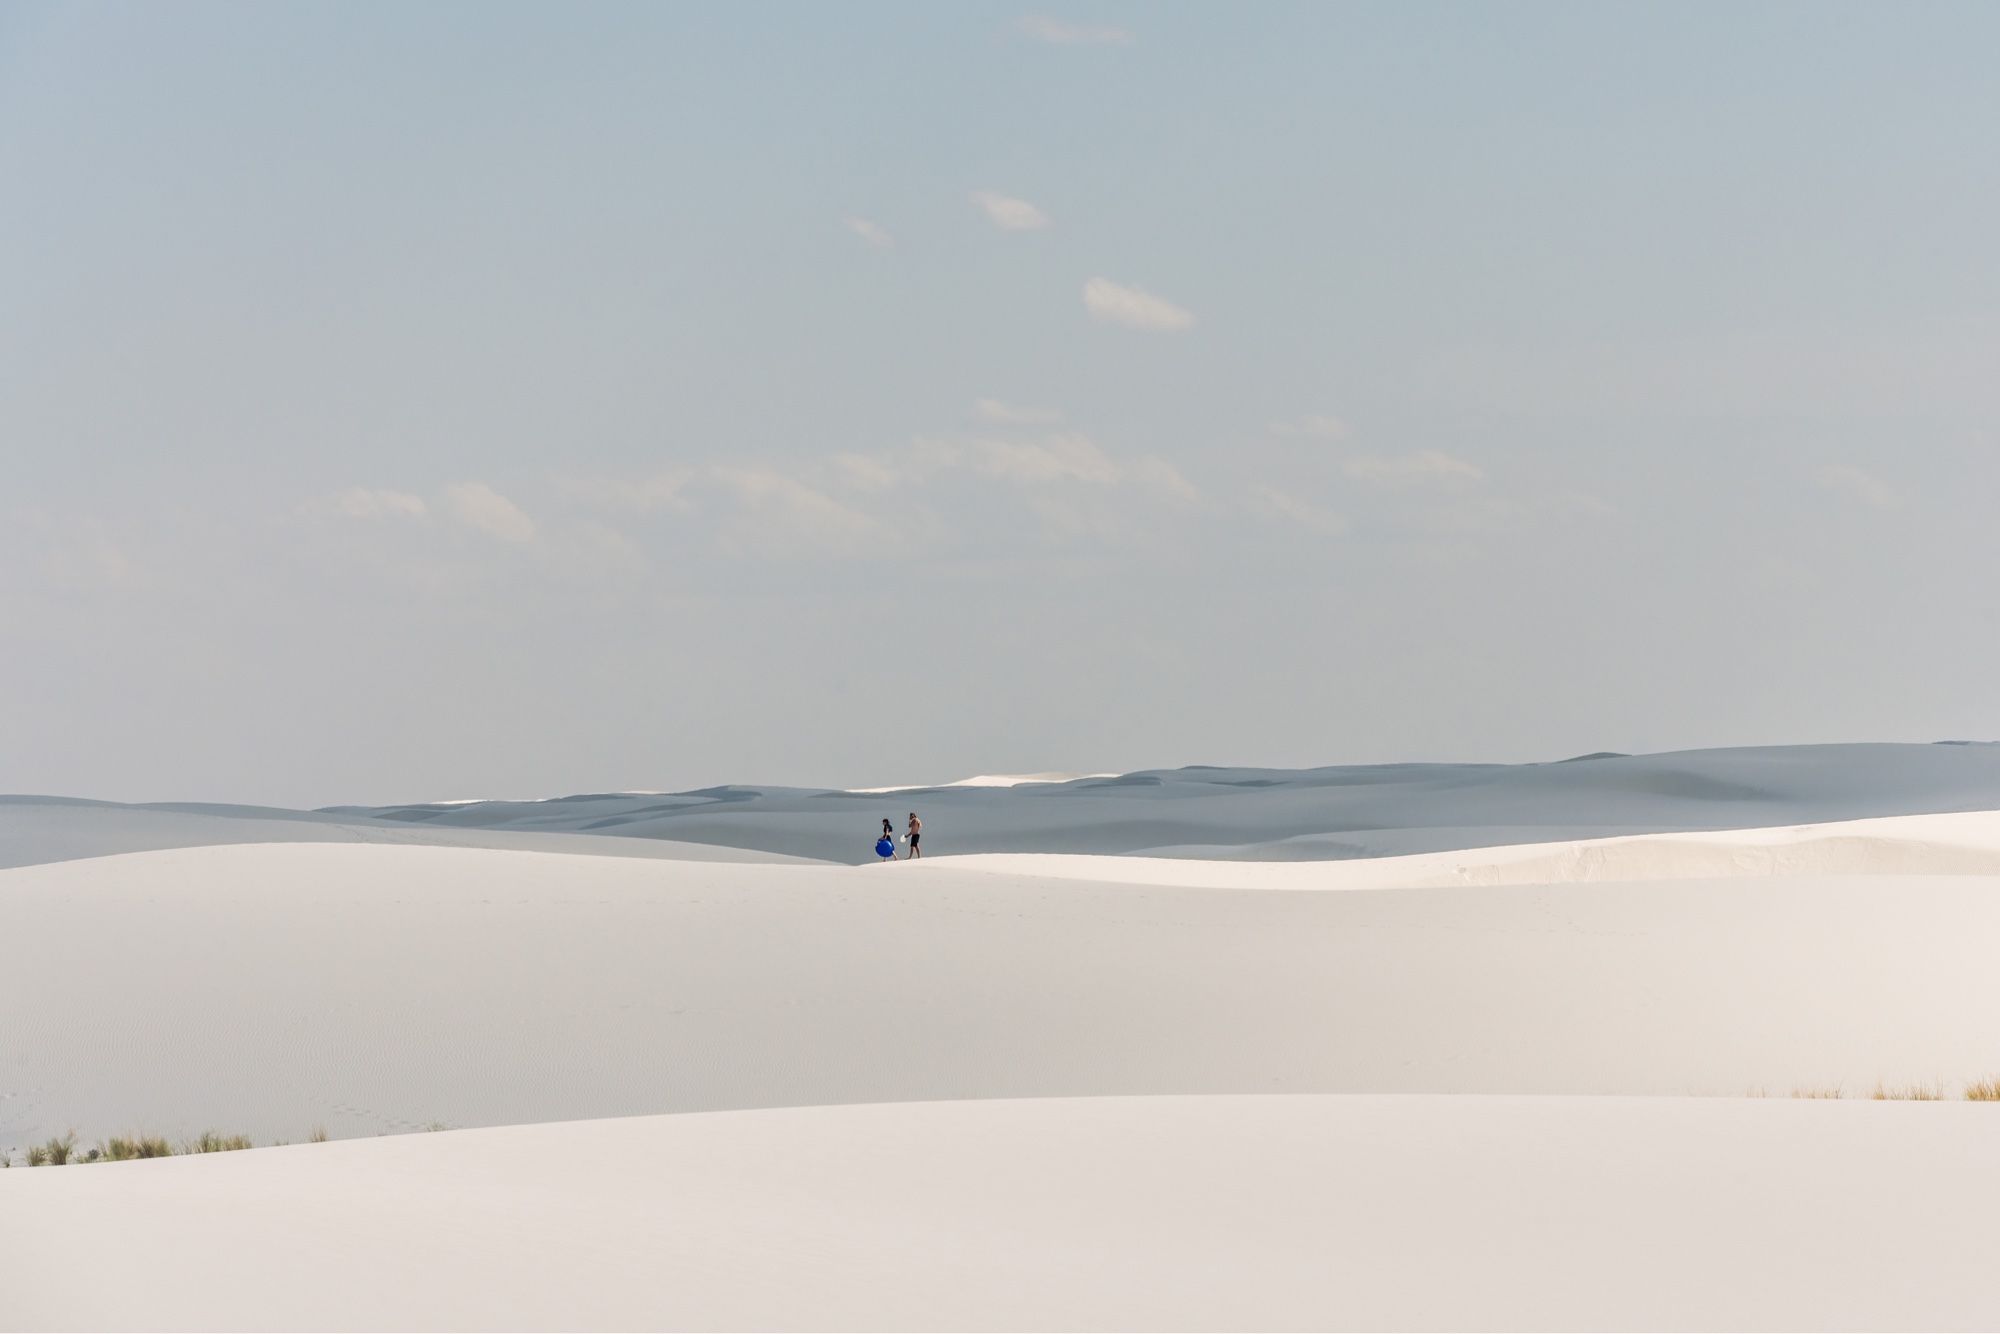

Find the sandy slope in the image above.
[
  {"left": 7, "top": 1094, "right": 2000, "bottom": 1331},
  {"left": 8, "top": 830, "right": 2000, "bottom": 1150},
  {"left": 943, "top": 809, "right": 2000, "bottom": 888}
]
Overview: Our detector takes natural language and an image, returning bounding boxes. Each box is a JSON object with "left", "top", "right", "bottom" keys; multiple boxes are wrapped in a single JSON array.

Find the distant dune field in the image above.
[{"left": 14, "top": 741, "right": 2000, "bottom": 868}]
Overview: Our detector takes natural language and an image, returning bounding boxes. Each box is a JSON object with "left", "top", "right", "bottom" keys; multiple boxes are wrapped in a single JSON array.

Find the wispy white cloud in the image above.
[
  {"left": 1019, "top": 490, "right": 1143, "bottom": 544},
  {"left": 833, "top": 452, "right": 901, "bottom": 492},
  {"left": 1083, "top": 277, "right": 1195, "bottom": 332},
  {"left": 1342, "top": 450, "right": 1484, "bottom": 486},
  {"left": 975, "top": 397, "right": 1063, "bottom": 426},
  {"left": 922, "top": 432, "right": 1122, "bottom": 485},
  {"left": 1406, "top": 490, "right": 1614, "bottom": 539},
  {"left": 843, "top": 216, "right": 894, "bottom": 249},
  {"left": 444, "top": 482, "right": 538, "bottom": 543},
  {"left": 971, "top": 190, "right": 1050, "bottom": 231},
  {"left": 1269, "top": 415, "right": 1350, "bottom": 441},
  {"left": 559, "top": 521, "right": 648, "bottom": 575},
  {"left": 1020, "top": 15, "right": 1133, "bottom": 45},
  {"left": 1819, "top": 463, "right": 1902, "bottom": 510},
  {"left": 1248, "top": 484, "right": 1346, "bottom": 535},
  {"left": 814, "top": 422, "right": 1208, "bottom": 552},
  {"left": 910, "top": 431, "right": 1198, "bottom": 503},
  {"left": 315, "top": 487, "right": 428, "bottom": 520},
  {"left": 709, "top": 465, "right": 891, "bottom": 555},
  {"left": 1128, "top": 456, "right": 1201, "bottom": 503},
  {"left": 38, "top": 517, "right": 150, "bottom": 590},
  {"left": 557, "top": 471, "right": 693, "bottom": 514}
]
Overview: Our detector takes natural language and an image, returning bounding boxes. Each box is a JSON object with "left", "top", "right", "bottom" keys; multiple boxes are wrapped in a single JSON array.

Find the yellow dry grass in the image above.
[
  {"left": 1871, "top": 1080, "right": 1946, "bottom": 1101},
  {"left": 1789, "top": 1085, "right": 1845, "bottom": 1099}
]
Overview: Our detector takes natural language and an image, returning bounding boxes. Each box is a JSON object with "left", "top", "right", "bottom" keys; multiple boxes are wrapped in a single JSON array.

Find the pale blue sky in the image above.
[{"left": 4, "top": 1, "right": 1997, "bottom": 805}]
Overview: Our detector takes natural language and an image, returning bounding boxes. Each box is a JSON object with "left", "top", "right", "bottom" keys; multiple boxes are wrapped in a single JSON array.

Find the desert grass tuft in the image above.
[
  {"left": 26, "top": 1133, "right": 77, "bottom": 1166},
  {"left": 99, "top": 1135, "right": 175, "bottom": 1161},
  {"left": 1870, "top": 1080, "right": 1946, "bottom": 1101},
  {"left": 13, "top": 1125, "right": 345, "bottom": 1166},
  {"left": 1763, "top": 1077, "right": 2000, "bottom": 1101}
]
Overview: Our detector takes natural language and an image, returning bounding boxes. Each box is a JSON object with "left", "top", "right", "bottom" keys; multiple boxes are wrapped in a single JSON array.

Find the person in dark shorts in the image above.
[{"left": 906, "top": 811, "right": 923, "bottom": 858}]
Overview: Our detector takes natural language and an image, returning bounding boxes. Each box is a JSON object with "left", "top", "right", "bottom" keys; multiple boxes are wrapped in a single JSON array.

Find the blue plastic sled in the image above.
[{"left": 875, "top": 837, "right": 896, "bottom": 859}]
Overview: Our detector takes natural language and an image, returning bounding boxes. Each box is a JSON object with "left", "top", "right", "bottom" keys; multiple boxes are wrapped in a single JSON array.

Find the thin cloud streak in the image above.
[
  {"left": 1248, "top": 484, "right": 1346, "bottom": 535},
  {"left": 1019, "top": 15, "right": 1134, "bottom": 45},
  {"left": 1083, "top": 277, "right": 1195, "bottom": 332},
  {"left": 1269, "top": 416, "right": 1350, "bottom": 441},
  {"left": 709, "top": 465, "right": 893, "bottom": 557},
  {"left": 971, "top": 190, "right": 1051, "bottom": 231},
  {"left": 444, "top": 482, "right": 538, "bottom": 543},
  {"left": 1819, "top": 463, "right": 1903, "bottom": 510},
  {"left": 1342, "top": 451, "right": 1484, "bottom": 486},
  {"left": 320, "top": 487, "right": 428, "bottom": 520},
  {"left": 975, "top": 398, "right": 1063, "bottom": 426},
  {"left": 558, "top": 472, "right": 693, "bottom": 515},
  {"left": 843, "top": 216, "right": 894, "bottom": 249}
]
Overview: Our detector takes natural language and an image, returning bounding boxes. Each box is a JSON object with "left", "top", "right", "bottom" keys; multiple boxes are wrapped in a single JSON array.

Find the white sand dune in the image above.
[
  {"left": 847, "top": 771, "right": 1117, "bottom": 793},
  {"left": 8, "top": 1094, "right": 2000, "bottom": 1332},
  {"left": 943, "top": 808, "right": 2000, "bottom": 888},
  {"left": 0, "top": 795, "right": 821, "bottom": 871},
  {"left": 941, "top": 770, "right": 1121, "bottom": 787},
  {"left": 13, "top": 761, "right": 2000, "bottom": 1328},
  {"left": 7, "top": 823, "right": 2000, "bottom": 1151}
]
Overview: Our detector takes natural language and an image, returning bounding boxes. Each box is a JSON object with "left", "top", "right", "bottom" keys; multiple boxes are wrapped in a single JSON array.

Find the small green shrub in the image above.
[
  {"left": 99, "top": 1135, "right": 175, "bottom": 1161},
  {"left": 27, "top": 1133, "right": 77, "bottom": 1166},
  {"left": 9, "top": 1124, "right": 354, "bottom": 1166}
]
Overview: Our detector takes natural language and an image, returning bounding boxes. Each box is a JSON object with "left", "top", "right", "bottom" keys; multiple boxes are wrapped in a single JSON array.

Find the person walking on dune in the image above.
[
  {"left": 876, "top": 818, "right": 896, "bottom": 862},
  {"left": 906, "top": 810, "right": 923, "bottom": 858}
]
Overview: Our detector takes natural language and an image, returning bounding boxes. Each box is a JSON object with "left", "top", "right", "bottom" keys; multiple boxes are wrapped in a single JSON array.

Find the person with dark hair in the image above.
[
  {"left": 906, "top": 810, "right": 923, "bottom": 858},
  {"left": 875, "top": 818, "right": 896, "bottom": 862}
]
